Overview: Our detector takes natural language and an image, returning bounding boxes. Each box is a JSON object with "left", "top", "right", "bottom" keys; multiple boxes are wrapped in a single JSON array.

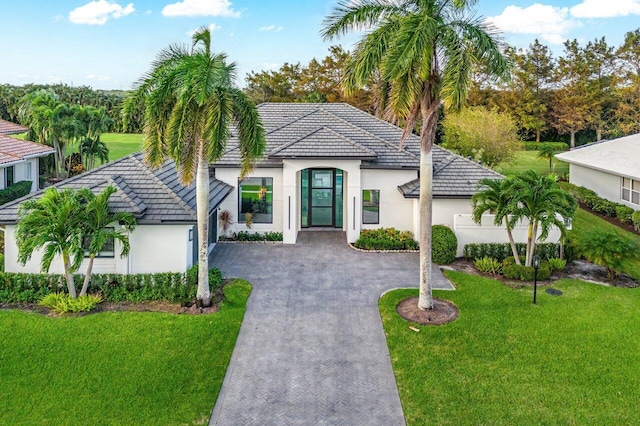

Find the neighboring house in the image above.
[
  {"left": 556, "top": 133, "right": 640, "bottom": 210},
  {"left": 0, "top": 122, "right": 55, "bottom": 193},
  {"left": 0, "top": 153, "right": 233, "bottom": 274},
  {"left": 213, "top": 103, "right": 505, "bottom": 252}
]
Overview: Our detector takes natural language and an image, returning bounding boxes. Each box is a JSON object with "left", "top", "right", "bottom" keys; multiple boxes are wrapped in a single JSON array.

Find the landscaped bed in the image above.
[
  {"left": 380, "top": 272, "right": 640, "bottom": 425},
  {"left": 0, "top": 279, "right": 251, "bottom": 425}
]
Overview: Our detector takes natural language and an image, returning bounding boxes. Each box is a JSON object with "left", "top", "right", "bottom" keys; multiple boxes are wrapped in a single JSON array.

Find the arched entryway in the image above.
[{"left": 300, "top": 168, "right": 344, "bottom": 228}]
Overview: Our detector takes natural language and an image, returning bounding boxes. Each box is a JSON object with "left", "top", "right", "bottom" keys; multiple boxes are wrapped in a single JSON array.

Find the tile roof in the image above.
[
  {"left": 0, "top": 134, "right": 55, "bottom": 165},
  {"left": 0, "top": 152, "right": 233, "bottom": 225},
  {"left": 0, "top": 119, "right": 28, "bottom": 135},
  {"left": 216, "top": 102, "right": 503, "bottom": 197}
]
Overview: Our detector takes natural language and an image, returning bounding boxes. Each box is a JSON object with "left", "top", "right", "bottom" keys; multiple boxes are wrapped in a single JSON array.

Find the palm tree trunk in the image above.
[
  {"left": 525, "top": 223, "right": 534, "bottom": 267},
  {"left": 79, "top": 255, "right": 95, "bottom": 297},
  {"left": 62, "top": 253, "right": 77, "bottom": 298},
  {"left": 504, "top": 218, "right": 521, "bottom": 265},
  {"left": 529, "top": 222, "right": 539, "bottom": 266},
  {"left": 196, "top": 140, "right": 211, "bottom": 306}
]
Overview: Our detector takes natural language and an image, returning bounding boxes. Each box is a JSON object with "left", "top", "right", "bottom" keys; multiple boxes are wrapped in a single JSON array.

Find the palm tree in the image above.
[
  {"left": 512, "top": 170, "right": 577, "bottom": 266},
  {"left": 16, "top": 188, "right": 86, "bottom": 297},
  {"left": 472, "top": 177, "right": 522, "bottom": 265},
  {"left": 123, "top": 27, "right": 266, "bottom": 306},
  {"left": 80, "top": 136, "right": 110, "bottom": 169},
  {"left": 79, "top": 186, "right": 137, "bottom": 296},
  {"left": 537, "top": 143, "right": 560, "bottom": 173},
  {"left": 322, "top": 0, "right": 508, "bottom": 309}
]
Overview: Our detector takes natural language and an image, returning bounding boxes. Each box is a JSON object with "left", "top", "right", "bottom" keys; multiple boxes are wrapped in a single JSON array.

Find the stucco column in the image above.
[
  {"left": 346, "top": 169, "right": 361, "bottom": 243},
  {"left": 282, "top": 162, "right": 298, "bottom": 244}
]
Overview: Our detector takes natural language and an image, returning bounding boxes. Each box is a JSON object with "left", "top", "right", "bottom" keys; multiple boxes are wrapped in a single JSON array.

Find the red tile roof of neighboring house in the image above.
[
  {"left": 0, "top": 119, "right": 29, "bottom": 135},
  {"left": 0, "top": 134, "right": 55, "bottom": 165}
]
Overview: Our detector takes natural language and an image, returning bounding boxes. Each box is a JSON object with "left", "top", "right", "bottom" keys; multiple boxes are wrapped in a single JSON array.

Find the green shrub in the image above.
[
  {"left": 0, "top": 267, "right": 223, "bottom": 304},
  {"left": 523, "top": 142, "right": 568, "bottom": 151},
  {"left": 463, "top": 243, "right": 560, "bottom": 262},
  {"left": 221, "top": 231, "right": 283, "bottom": 242},
  {"left": 616, "top": 205, "right": 635, "bottom": 224},
  {"left": 572, "top": 230, "right": 640, "bottom": 279},
  {"left": 0, "top": 181, "right": 32, "bottom": 205},
  {"left": 432, "top": 225, "right": 457, "bottom": 264},
  {"left": 633, "top": 211, "right": 640, "bottom": 231},
  {"left": 354, "top": 228, "right": 419, "bottom": 250},
  {"left": 0, "top": 253, "right": 4, "bottom": 272},
  {"left": 38, "top": 293, "right": 102, "bottom": 313},
  {"left": 474, "top": 256, "right": 502, "bottom": 275},
  {"left": 591, "top": 198, "right": 617, "bottom": 217},
  {"left": 548, "top": 257, "right": 567, "bottom": 271},
  {"left": 502, "top": 256, "right": 551, "bottom": 281}
]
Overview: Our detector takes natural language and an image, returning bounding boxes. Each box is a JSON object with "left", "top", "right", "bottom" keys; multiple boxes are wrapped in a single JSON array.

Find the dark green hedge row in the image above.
[
  {"left": 0, "top": 265, "right": 222, "bottom": 304},
  {"left": 502, "top": 256, "right": 552, "bottom": 281},
  {"left": 463, "top": 242, "right": 562, "bottom": 262},
  {"left": 522, "top": 142, "right": 568, "bottom": 151},
  {"left": 0, "top": 181, "right": 32, "bottom": 205},
  {"left": 219, "top": 231, "right": 283, "bottom": 242},
  {"left": 560, "top": 182, "right": 637, "bottom": 225},
  {"left": 354, "top": 228, "right": 419, "bottom": 251}
]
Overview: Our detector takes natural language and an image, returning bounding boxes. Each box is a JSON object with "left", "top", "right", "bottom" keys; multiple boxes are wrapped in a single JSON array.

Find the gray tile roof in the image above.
[
  {"left": 216, "top": 102, "right": 503, "bottom": 197},
  {"left": 0, "top": 152, "right": 233, "bottom": 225}
]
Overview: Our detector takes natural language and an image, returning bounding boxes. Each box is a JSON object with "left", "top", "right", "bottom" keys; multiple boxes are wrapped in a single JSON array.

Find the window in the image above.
[
  {"left": 362, "top": 189, "right": 380, "bottom": 224},
  {"left": 83, "top": 228, "right": 115, "bottom": 258},
  {"left": 5, "top": 166, "right": 14, "bottom": 188},
  {"left": 622, "top": 177, "right": 640, "bottom": 206},
  {"left": 239, "top": 177, "right": 273, "bottom": 223}
]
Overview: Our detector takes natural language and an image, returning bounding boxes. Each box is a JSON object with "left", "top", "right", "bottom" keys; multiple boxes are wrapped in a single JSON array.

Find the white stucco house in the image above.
[
  {"left": 0, "top": 119, "right": 53, "bottom": 193},
  {"left": 555, "top": 133, "right": 640, "bottom": 210}
]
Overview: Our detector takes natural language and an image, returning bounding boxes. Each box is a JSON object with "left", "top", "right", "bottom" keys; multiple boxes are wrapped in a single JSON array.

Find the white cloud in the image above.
[
  {"left": 487, "top": 3, "right": 580, "bottom": 45},
  {"left": 570, "top": 0, "right": 640, "bottom": 18},
  {"left": 259, "top": 24, "right": 283, "bottom": 32},
  {"left": 186, "top": 23, "right": 221, "bottom": 36},
  {"left": 145, "top": 9, "right": 152, "bottom": 15},
  {"left": 69, "top": 0, "right": 134, "bottom": 25},
  {"left": 162, "top": 0, "right": 240, "bottom": 17}
]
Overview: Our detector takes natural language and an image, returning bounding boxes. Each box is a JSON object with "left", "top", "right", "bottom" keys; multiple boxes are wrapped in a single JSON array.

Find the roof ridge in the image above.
[
  {"left": 130, "top": 155, "right": 197, "bottom": 220},
  {"left": 109, "top": 175, "right": 148, "bottom": 215},
  {"left": 269, "top": 126, "right": 377, "bottom": 157}
]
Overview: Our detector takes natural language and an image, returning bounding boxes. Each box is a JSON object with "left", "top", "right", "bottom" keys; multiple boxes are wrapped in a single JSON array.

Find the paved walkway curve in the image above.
[{"left": 209, "top": 231, "right": 454, "bottom": 426}]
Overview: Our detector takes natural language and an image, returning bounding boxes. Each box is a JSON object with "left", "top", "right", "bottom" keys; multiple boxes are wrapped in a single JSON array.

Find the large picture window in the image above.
[
  {"left": 239, "top": 177, "right": 273, "bottom": 223},
  {"left": 362, "top": 189, "right": 380, "bottom": 224},
  {"left": 622, "top": 177, "right": 640, "bottom": 206}
]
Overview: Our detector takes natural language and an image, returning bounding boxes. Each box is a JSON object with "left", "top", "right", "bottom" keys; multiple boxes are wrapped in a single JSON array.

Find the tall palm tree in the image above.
[
  {"left": 16, "top": 188, "right": 86, "bottom": 297},
  {"left": 123, "top": 27, "right": 266, "bottom": 306},
  {"left": 79, "top": 186, "right": 137, "bottom": 296},
  {"left": 472, "top": 177, "right": 522, "bottom": 265},
  {"left": 80, "top": 136, "right": 110, "bottom": 169},
  {"left": 323, "top": 0, "right": 508, "bottom": 309},
  {"left": 512, "top": 170, "right": 577, "bottom": 266},
  {"left": 537, "top": 143, "right": 561, "bottom": 174}
]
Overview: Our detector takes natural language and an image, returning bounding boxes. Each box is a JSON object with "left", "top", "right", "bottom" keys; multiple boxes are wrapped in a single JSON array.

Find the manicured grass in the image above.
[
  {"left": 0, "top": 280, "right": 251, "bottom": 425},
  {"left": 570, "top": 208, "right": 640, "bottom": 280},
  {"left": 381, "top": 272, "right": 640, "bottom": 425},
  {"left": 495, "top": 150, "right": 569, "bottom": 177},
  {"left": 101, "top": 133, "right": 142, "bottom": 161}
]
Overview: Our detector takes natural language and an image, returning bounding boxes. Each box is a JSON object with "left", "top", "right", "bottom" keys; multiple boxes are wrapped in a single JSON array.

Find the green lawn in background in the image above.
[
  {"left": 0, "top": 280, "right": 251, "bottom": 426},
  {"left": 380, "top": 272, "right": 640, "bottom": 425},
  {"left": 570, "top": 208, "right": 640, "bottom": 280},
  {"left": 101, "top": 133, "right": 142, "bottom": 161},
  {"left": 495, "top": 151, "right": 569, "bottom": 177}
]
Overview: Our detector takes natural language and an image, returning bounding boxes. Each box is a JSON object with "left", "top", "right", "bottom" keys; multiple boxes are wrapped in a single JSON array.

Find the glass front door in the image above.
[{"left": 301, "top": 169, "right": 343, "bottom": 228}]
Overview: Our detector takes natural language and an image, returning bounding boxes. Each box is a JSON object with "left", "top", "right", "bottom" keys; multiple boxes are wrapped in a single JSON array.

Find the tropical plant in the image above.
[
  {"left": 472, "top": 177, "right": 522, "bottom": 264},
  {"left": 474, "top": 256, "right": 502, "bottom": 275},
  {"left": 512, "top": 170, "right": 577, "bottom": 267},
  {"left": 16, "top": 188, "right": 86, "bottom": 297},
  {"left": 537, "top": 142, "right": 564, "bottom": 173},
  {"left": 218, "top": 209, "right": 234, "bottom": 238},
  {"left": 322, "top": 0, "right": 508, "bottom": 309},
  {"left": 123, "top": 27, "right": 266, "bottom": 306},
  {"left": 547, "top": 257, "right": 567, "bottom": 272},
  {"left": 633, "top": 210, "right": 640, "bottom": 231},
  {"left": 80, "top": 136, "right": 110, "bottom": 169},
  {"left": 78, "top": 186, "right": 136, "bottom": 297},
  {"left": 573, "top": 230, "right": 640, "bottom": 279}
]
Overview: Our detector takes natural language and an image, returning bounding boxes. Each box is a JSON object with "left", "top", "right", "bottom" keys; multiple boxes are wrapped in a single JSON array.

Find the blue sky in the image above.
[{"left": 1, "top": 0, "right": 640, "bottom": 90}]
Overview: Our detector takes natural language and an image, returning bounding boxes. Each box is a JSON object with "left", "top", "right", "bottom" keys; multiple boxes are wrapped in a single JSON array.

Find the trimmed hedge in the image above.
[
  {"left": 219, "top": 231, "right": 283, "bottom": 242},
  {"left": 502, "top": 256, "right": 551, "bottom": 281},
  {"left": 0, "top": 266, "right": 222, "bottom": 304},
  {"left": 432, "top": 225, "right": 457, "bottom": 264},
  {"left": 463, "top": 242, "right": 561, "bottom": 262},
  {"left": 523, "top": 142, "right": 568, "bottom": 151},
  {"left": 560, "top": 182, "right": 639, "bottom": 226},
  {"left": 354, "top": 228, "right": 419, "bottom": 250},
  {"left": 634, "top": 211, "right": 640, "bottom": 231},
  {"left": 0, "top": 181, "right": 32, "bottom": 205}
]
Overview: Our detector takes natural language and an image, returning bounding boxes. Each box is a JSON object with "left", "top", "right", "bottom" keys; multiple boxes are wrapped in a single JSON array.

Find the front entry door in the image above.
[{"left": 310, "top": 169, "right": 335, "bottom": 227}]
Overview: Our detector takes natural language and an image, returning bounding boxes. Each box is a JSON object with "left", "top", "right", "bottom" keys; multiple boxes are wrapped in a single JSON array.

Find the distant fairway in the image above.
[{"left": 101, "top": 133, "right": 142, "bottom": 161}]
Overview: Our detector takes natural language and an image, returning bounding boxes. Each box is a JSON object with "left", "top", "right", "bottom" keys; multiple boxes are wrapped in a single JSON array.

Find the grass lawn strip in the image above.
[
  {"left": 380, "top": 272, "right": 640, "bottom": 425},
  {"left": 496, "top": 150, "right": 569, "bottom": 177},
  {"left": 100, "top": 133, "right": 142, "bottom": 162},
  {"left": 0, "top": 279, "right": 251, "bottom": 426}
]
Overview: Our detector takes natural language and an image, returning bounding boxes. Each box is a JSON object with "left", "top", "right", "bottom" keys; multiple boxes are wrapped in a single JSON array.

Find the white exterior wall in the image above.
[
  {"left": 4, "top": 223, "right": 192, "bottom": 274},
  {"left": 0, "top": 159, "right": 39, "bottom": 192},
  {"left": 361, "top": 169, "right": 416, "bottom": 232},
  {"left": 569, "top": 164, "right": 625, "bottom": 205},
  {"left": 215, "top": 167, "right": 284, "bottom": 236}
]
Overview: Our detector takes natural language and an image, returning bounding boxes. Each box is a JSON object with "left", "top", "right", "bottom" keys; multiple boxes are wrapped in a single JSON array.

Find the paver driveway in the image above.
[{"left": 208, "top": 231, "right": 454, "bottom": 426}]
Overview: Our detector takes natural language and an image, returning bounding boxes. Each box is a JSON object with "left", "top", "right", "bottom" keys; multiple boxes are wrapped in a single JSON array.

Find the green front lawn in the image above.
[
  {"left": 101, "top": 133, "right": 142, "bottom": 161},
  {"left": 495, "top": 150, "right": 569, "bottom": 177},
  {"left": 570, "top": 208, "right": 640, "bottom": 280},
  {"left": 0, "top": 280, "right": 251, "bottom": 425},
  {"left": 381, "top": 273, "right": 640, "bottom": 425}
]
